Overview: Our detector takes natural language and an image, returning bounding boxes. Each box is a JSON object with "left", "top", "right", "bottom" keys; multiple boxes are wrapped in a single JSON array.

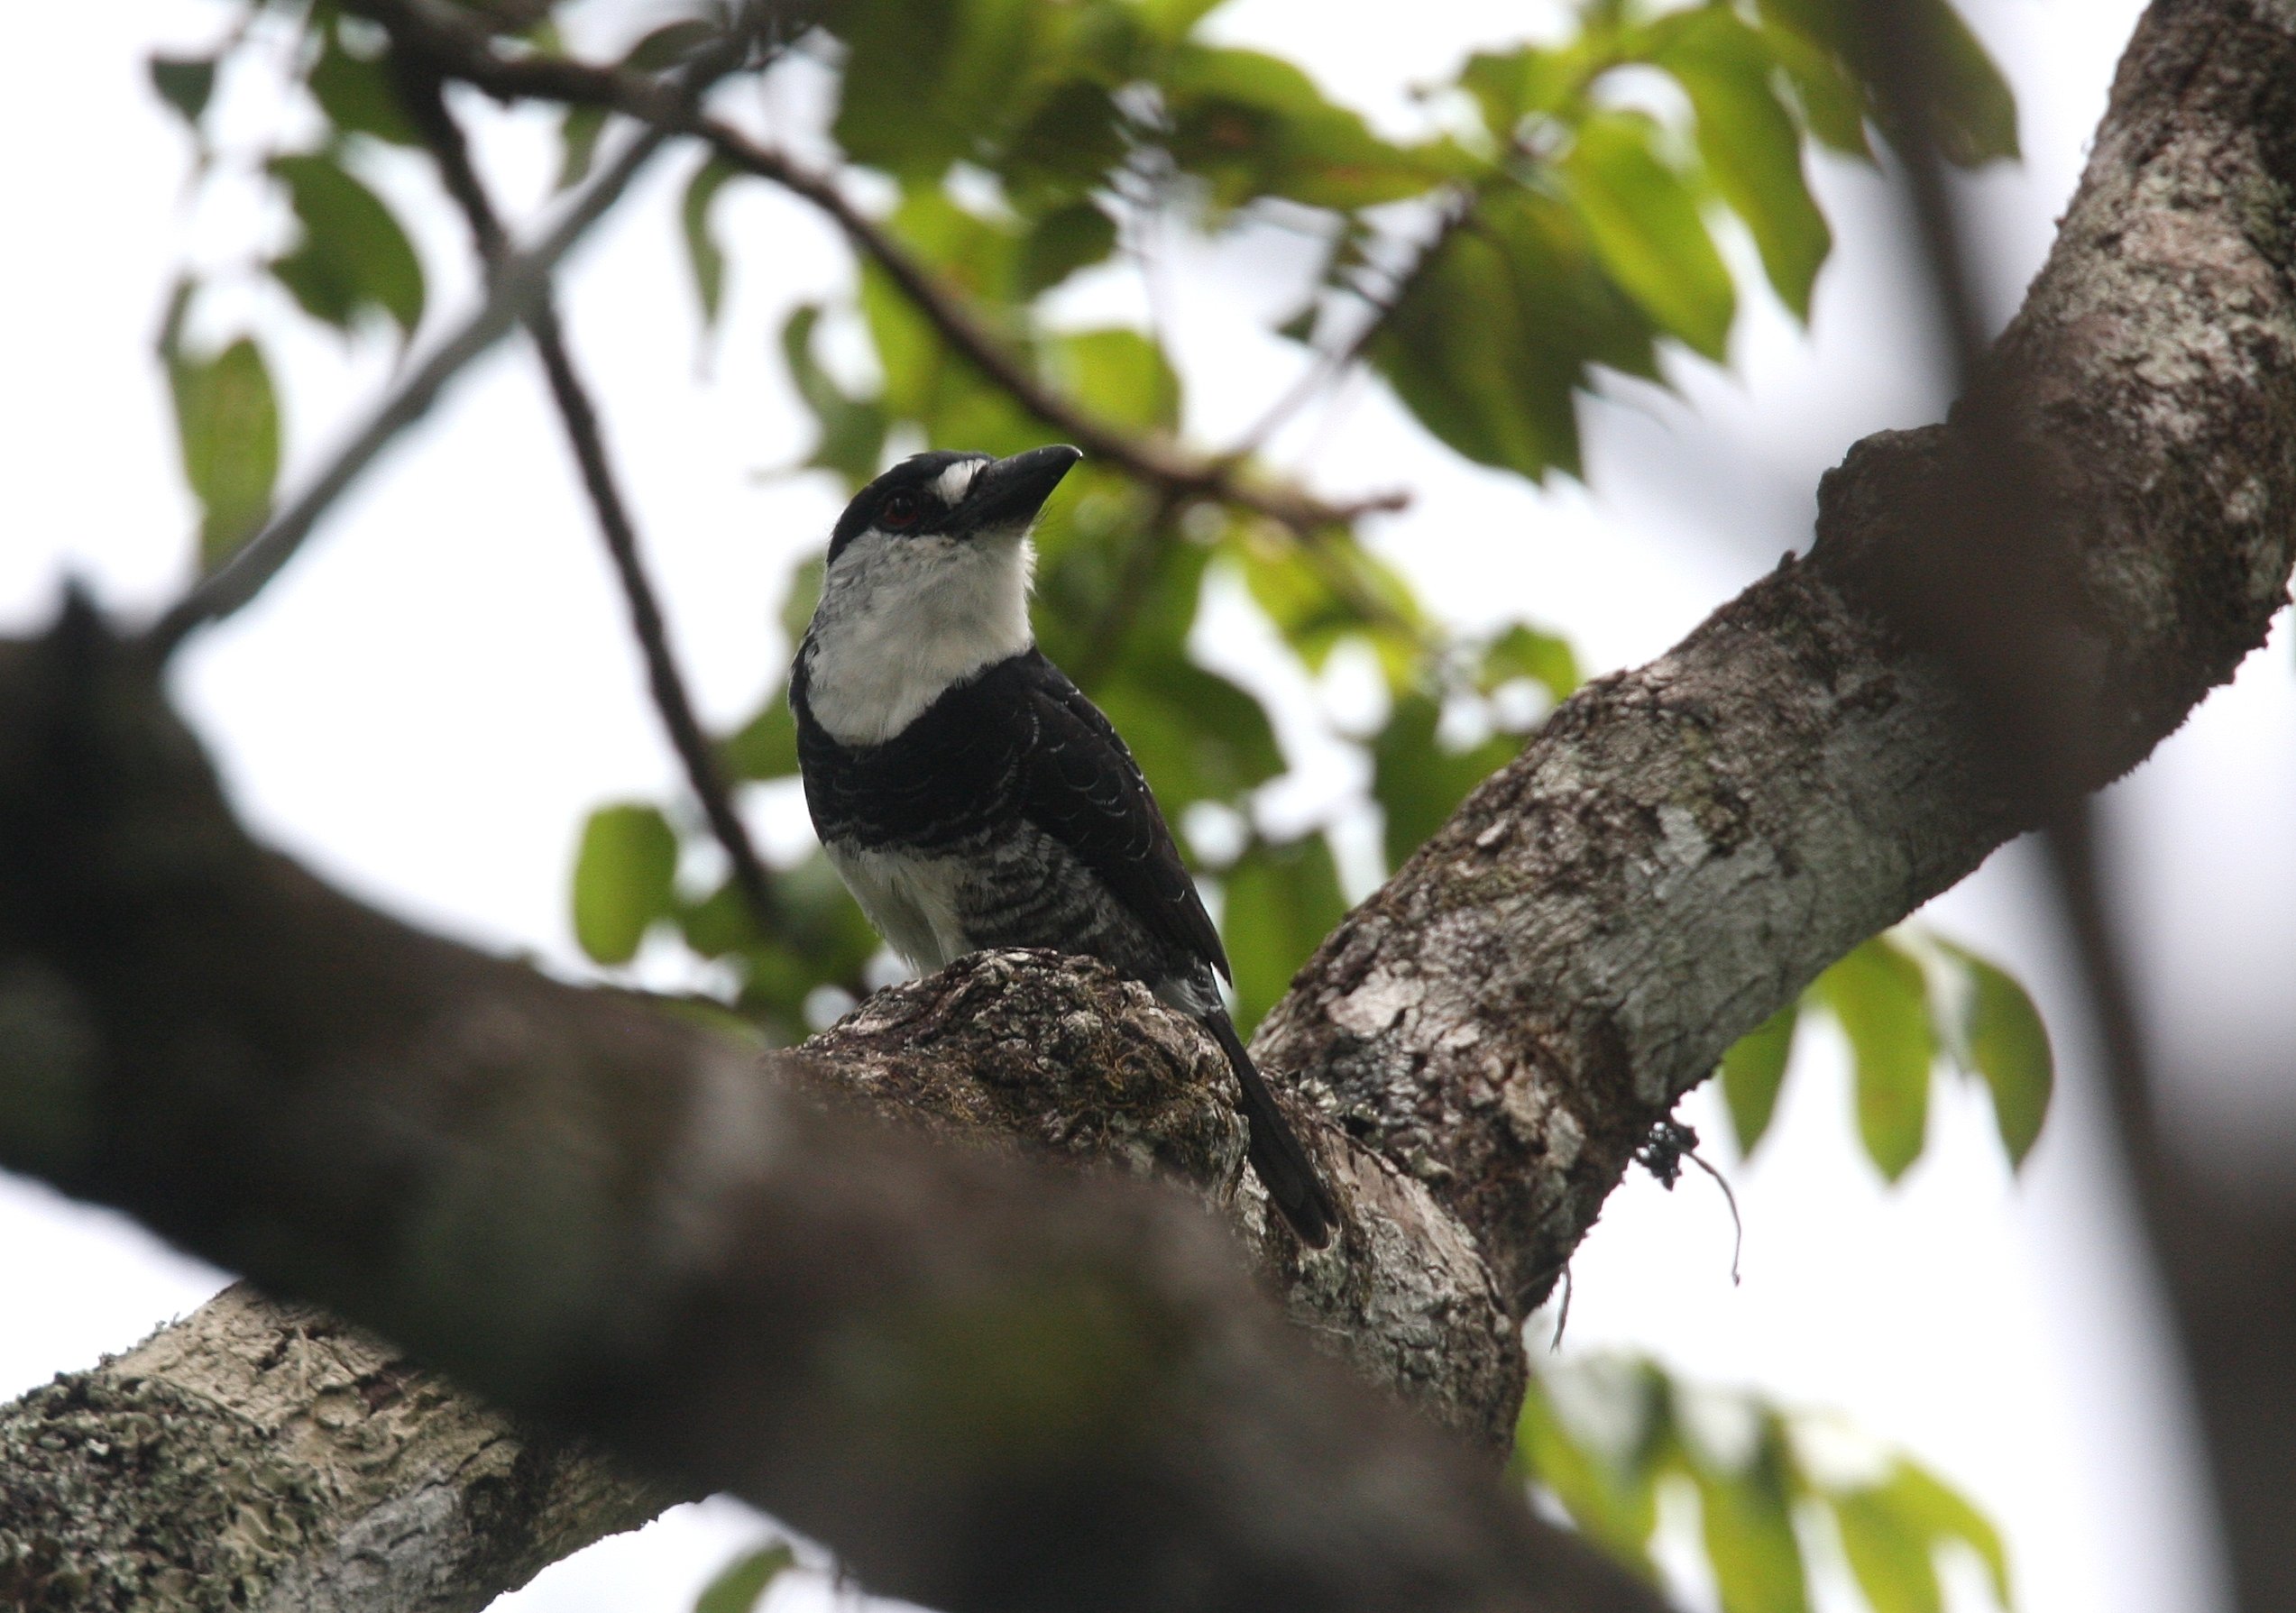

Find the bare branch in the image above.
[
  {"left": 0, "top": 1285, "right": 677, "bottom": 1613},
  {"left": 341, "top": 0, "right": 1408, "bottom": 536},
  {"left": 143, "top": 121, "right": 673, "bottom": 660},
  {"left": 390, "top": 58, "right": 785, "bottom": 937}
]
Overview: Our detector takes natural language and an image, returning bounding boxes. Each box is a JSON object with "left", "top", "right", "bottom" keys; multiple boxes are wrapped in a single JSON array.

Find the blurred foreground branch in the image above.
[{"left": 6, "top": 1, "right": 2296, "bottom": 1609}]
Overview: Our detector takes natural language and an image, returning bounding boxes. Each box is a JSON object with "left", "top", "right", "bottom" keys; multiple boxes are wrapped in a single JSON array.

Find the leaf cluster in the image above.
[
  {"left": 1721, "top": 930, "right": 2053, "bottom": 1180},
  {"left": 1519, "top": 1352, "right": 2014, "bottom": 1613}
]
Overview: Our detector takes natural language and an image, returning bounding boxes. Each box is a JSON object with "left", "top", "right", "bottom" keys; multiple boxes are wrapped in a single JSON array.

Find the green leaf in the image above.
[
  {"left": 831, "top": 0, "right": 1042, "bottom": 181},
  {"left": 1093, "top": 658, "right": 1284, "bottom": 810},
  {"left": 1162, "top": 44, "right": 1459, "bottom": 212},
  {"left": 556, "top": 104, "right": 608, "bottom": 191},
  {"left": 1513, "top": 1374, "right": 1661, "bottom": 1574},
  {"left": 150, "top": 55, "right": 216, "bottom": 127},
  {"left": 682, "top": 156, "right": 739, "bottom": 331},
  {"left": 1017, "top": 200, "right": 1119, "bottom": 298},
  {"left": 310, "top": 29, "right": 421, "bottom": 147},
  {"left": 1896, "top": 0, "right": 2019, "bottom": 165},
  {"left": 1943, "top": 943, "right": 2053, "bottom": 1167},
  {"left": 1833, "top": 1489, "right": 1944, "bottom": 1613},
  {"left": 170, "top": 337, "right": 281, "bottom": 567},
  {"left": 693, "top": 1543, "right": 796, "bottom": 1613},
  {"left": 1371, "top": 693, "right": 1519, "bottom": 871},
  {"left": 270, "top": 154, "right": 427, "bottom": 336},
  {"left": 779, "top": 305, "right": 887, "bottom": 485},
  {"left": 1050, "top": 328, "right": 1180, "bottom": 434},
  {"left": 781, "top": 554, "right": 827, "bottom": 649},
  {"left": 572, "top": 804, "right": 680, "bottom": 966},
  {"left": 1478, "top": 623, "right": 1581, "bottom": 702},
  {"left": 1560, "top": 112, "right": 1735, "bottom": 361},
  {"left": 1816, "top": 935, "right": 1934, "bottom": 1181},
  {"left": 1651, "top": 11, "right": 1832, "bottom": 320},
  {"left": 1721, "top": 1000, "right": 1797, "bottom": 1157},
  {"left": 624, "top": 17, "right": 725, "bottom": 71},
  {"left": 1881, "top": 1458, "right": 2012, "bottom": 1606},
  {"left": 1690, "top": 1434, "right": 1813, "bottom": 1613},
  {"left": 1373, "top": 186, "right": 1656, "bottom": 481},
  {"left": 1222, "top": 834, "right": 1347, "bottom": 1034},
  {"left": 721, "top": 693, "right": 799, "bottom": 782}
]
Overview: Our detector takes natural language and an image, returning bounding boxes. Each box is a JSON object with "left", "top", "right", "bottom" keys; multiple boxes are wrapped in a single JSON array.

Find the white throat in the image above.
[{"left": 801, "top": 528, "right": 1035, "bottom": 747}]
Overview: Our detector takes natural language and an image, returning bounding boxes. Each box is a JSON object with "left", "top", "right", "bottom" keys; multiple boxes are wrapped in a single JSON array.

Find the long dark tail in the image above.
[{"left": 1205, "top": 1011, "right": 1338, "bottom": 1248}]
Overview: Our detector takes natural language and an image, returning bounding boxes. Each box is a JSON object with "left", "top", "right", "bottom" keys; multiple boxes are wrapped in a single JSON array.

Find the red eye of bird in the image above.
[{"left": 881, "top": 491, "right": 923, "bottom": 528}]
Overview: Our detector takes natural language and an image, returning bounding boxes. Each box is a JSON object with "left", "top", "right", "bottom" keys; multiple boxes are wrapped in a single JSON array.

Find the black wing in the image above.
[{"left": 1008, "top": 652, "right": 1230, "bottom": 982}]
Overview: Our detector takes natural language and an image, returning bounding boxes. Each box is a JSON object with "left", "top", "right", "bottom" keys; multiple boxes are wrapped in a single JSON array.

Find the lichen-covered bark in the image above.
[
  {"left": 1254, "top": 0, "right": 2296, "bottom": 1313},
  {"left": 4, "top": 3, "right": 2295, "bottom": 1610},
  {"left": 0, "top": 615, "right": 1654, "bottom": 1613},
  {"left": 0, "top": 1286, "right": 669, "bottom": 1613}
]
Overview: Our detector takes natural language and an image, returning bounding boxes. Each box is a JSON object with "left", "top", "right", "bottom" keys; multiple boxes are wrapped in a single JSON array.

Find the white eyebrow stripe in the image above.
[{"left": 933, "top": 461, "right": 982, "bottom": 503}]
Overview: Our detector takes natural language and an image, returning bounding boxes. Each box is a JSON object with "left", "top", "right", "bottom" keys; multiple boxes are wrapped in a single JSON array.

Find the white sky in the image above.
[{"left": 5, "top": 4, "right": 2291, "bottom": 1612}]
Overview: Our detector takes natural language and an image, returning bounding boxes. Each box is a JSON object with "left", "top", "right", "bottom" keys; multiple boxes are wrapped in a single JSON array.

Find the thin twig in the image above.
[
  {"left": 342, "top": 0, "right": 1409, "bottom": 535},
  {"left": 143, "top": 117, "right": 675, "bottom": 658},
  {"left": 392, "top": 58, "right": 782, "bottom": 932},
  {"left": 1682, "top": 1148, "right": 1744, "bottom": 1287}
]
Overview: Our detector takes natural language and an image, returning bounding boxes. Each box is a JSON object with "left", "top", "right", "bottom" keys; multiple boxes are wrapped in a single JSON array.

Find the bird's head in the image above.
[
  {"left": 799, "top": 446, "right": 1082, "bottom": 744},
  {"left": 826, "top": 444, "right": 1082, "bottom": 568}
]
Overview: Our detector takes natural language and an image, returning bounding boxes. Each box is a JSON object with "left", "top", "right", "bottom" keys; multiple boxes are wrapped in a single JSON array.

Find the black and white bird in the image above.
[{"left": 790, "top": 444, "right": 1339, "bottom": 1247}]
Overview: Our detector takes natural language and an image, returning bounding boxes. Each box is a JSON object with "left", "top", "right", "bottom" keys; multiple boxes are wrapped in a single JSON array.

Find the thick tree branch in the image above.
[
  {"left": 1256, "top": 0, "right": 2296, "bottom": 1310},
  {"left": 343, "top": 0, "right": 1404, "bottom": 535},
  {"left": 0, "top": 607, "right": 1649, "bottom": 1613},
  {"left": 0, "top": 1285, "right": 675, "bottom": 1613},
  {"left": 9, "top": 2, "right": 2294, "bottom": 1608}
]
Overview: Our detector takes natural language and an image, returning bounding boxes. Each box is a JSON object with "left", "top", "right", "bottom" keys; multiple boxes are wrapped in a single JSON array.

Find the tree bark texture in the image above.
[
  {"left": 3, "top": 0, "right": 2294, "bottom": 1608},
  {"left": 0, "top": 1286, "right": 672, "bottom": 1613}
]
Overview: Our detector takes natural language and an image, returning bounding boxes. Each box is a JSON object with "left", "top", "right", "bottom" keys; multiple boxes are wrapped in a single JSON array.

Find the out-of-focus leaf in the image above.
[
  {"left": 573, "top": 803, "right": 680, "bottom": 966},
  {"left": 1816, "top": 934, "right": 1933, "bottom": 1181},
  {"left": 556, "top": 103, "right": 607, "bottom": 191},
  {"left": 1050, "top": 327, "right": 1180, "bottom": 434},
  {"left": 310, "top": 28, "right": 420, "bottom": 146},
  {"left": 1755, "top": 14, "right": 1872, "bottom": 155},
  {"left": 1833, "top": 1488, "right": 1945, "bottom": 1613},
  {"left": 831, "top": 0, "right": 1042, "bottom": 181},
  {"left": 1234, "top": 535, "right": 1424, "bottom": 683},
  {"left": 1094, "top": 657, "right": 1283, "bottom": 810},
  {"left": 1136, "top": 0, "right": 1224, "bottom": 42},
  {"left": 1690, "top": 1431, "right": 1812, "bottom": 1613},
  {"left": 1162, "top": 44, "right": 1459, "bottom": 212},
  {"left": 722, "top": 692, "right": 799, "bottom": 782},
  {"left": 150, "top": 55, "right": 216, "bottom": 127},
  {"left": 1222, "top": 833, "right": 1347, "bottom": 1034},
  {"left": 1560, "top": 112, "right": 1734, "bottom": 361},
  {"left": 270, "top": 153, "right": 427, "bottom": 336},
  {"left": 1017, "top": 199, "right": 1118, "bottom": 298},
  {"left": 1649, "top": 9, "right": 1831, "bottom": 320},
  {"left": 1880, "top": 1458, "right": 2012, "bottom": 1606},
  {"left": 1756, "top": 0, "right": 2016, "bottom": 166},
  {"left": 1372, "top": 692, "right": 1519, "bottom": 870},
  {"left": 1478, "top": 623, "right": 1581, "bottom": 701},
  {"left": 1373, "top": 186, "right": 1655, "bottom": 482},
  {"left": 170, "top": 337, "right": 280, "bottom": 567},
  {"left": 1513, "top": 1370, "right": 1662, "bottom": 1573},
  {"left": 780, "top": 304, "right": 887, "bottom": 485},
  {"left": 781, "top": 554, "right": 827, "bottom": 649},
  {"left": 682, "top": 155, "right": 739, "bottom": 330},
  {"left": 624, "top": 16, "right": 724, "bottom": 71},
  {"left": 1941, "top": 941, "right": 2052, "bottom": 1167},
  {"left": 1720, "top": 1000, "right": 1797, "bottom": 1157},
  {"left": 1458, "top": 42, "right": 1589, "bottom": 137},
  {"left": 693, "top": 1543, "right": 796, "bottom": 1613}
]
